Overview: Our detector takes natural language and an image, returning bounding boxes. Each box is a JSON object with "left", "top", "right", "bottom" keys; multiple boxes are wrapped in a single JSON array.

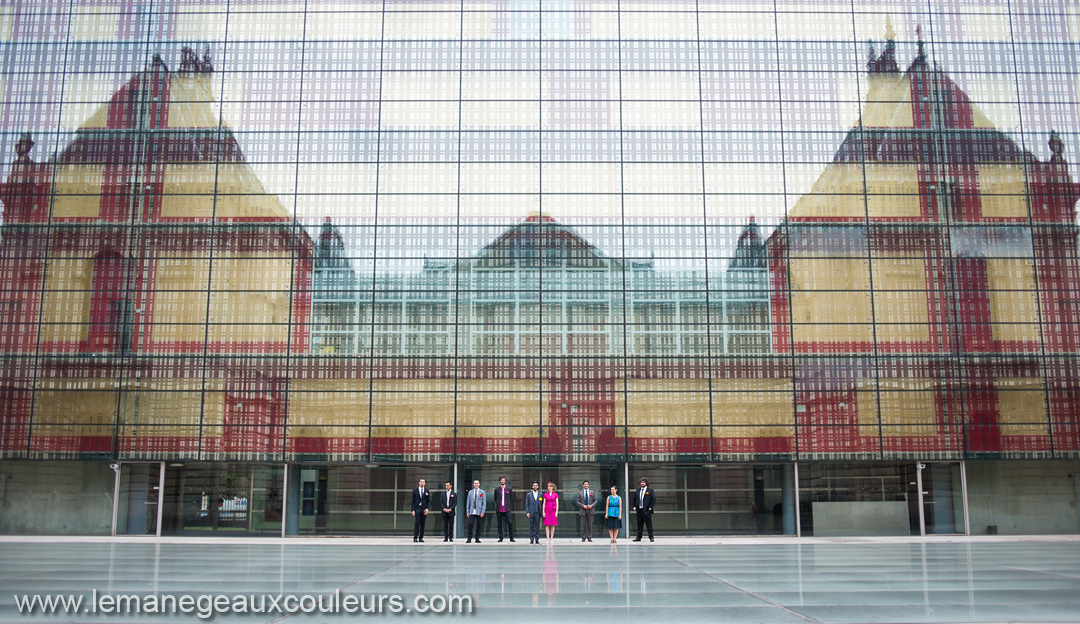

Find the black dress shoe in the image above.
[
  {"left": 449, "top": 538, "right": 453, "bottom": 542},
  {"left": 633, "top": 538, "right": 642, "bottom": 542},
  {"left": 419, "top": 539, "right": 424, "bottom": 542},
  {"left": 475, "top": 539, "right": 481, "bottom": 543},
  {"left": 443, "top": 538, "right": 448, "bottom": 542},
  {"left": 581, "top": 538, "right": 586, "bottom": 542},
  {"left": 509, "top": 538, "right": 515, "bottom": 542},
  {"left": 413, "top": 538, "right": 418, "bottom": 542},
  {"left": 466, "top": 539, "right": 472, "bottom": 543},
  {"left": 498, "top": 538, "right": 503, "bottom": 542},
  {"left": 587, "top": 538, "right": 592, "bottom": 542},
  {"left": 649, "top": 538, "right": 654, "bottom": 542}
]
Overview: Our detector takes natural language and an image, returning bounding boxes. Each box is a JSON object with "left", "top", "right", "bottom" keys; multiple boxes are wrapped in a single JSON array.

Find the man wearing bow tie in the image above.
[{"left": 632, "top": 477, "right": 655, "bottom": 542}]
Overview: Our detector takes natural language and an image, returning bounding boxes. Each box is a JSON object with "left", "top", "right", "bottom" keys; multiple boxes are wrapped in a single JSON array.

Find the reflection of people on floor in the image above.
[
  {"left": 638, "top": 572, "right": 649, "bottom": 603},
  {"left": 543, "top": 544, "right": 559, "bottom": 603},
  {"left": 607, "top": 570, "right": 621, "bottom": 593},
  {"left": 465, "top": 569, "right": 486, "bottom": 598}
]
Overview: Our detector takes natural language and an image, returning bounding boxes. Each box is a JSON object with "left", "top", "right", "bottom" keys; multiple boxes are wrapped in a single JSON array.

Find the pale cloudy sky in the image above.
[{"left": 0, "top": 0, "right": 1077, "bottom": 261}]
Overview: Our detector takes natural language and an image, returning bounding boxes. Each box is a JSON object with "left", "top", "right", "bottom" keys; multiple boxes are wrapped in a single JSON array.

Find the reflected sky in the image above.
[{"left": 1, "top": 0, "right": 1077, "bottom": 240}]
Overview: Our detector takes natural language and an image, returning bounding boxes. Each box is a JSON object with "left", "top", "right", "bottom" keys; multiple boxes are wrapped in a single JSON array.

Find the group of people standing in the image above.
[{"left": 410, "top": 476, "right": 657, "bottom": 544}]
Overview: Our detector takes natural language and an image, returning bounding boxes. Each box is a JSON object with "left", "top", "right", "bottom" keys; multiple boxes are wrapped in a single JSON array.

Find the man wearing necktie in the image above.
[
  {"left": 575, "top": 480, "right": 597, "bottom": 542},
  {"left": 411, "top": 478, "right": 431, "bottom": 542},
  {"left": 524, "top": 481, "right": 543, "bottom": 544},
  {"left": 494, "top": 476, "right": 515, "bottom": 542},
  {"left": 440, "top": 481, "right": 457, "bottom": 542},
  {"left": 466, "top": 480, "right": 486, "bottom": 543},
  {"left": 632, "top": 477, "right": 655, "bottom": 542}
]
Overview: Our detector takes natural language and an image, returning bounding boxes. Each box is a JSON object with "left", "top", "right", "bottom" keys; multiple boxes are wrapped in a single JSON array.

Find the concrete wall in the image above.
[
  {"left": 967, "top": 460, "right": 1080, "bottom": 535},
  {"left": 0, "top": 461, "right": 114, "bottom": 535}
]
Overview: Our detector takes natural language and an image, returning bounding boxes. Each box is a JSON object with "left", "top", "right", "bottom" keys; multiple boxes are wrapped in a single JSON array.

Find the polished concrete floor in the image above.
[{"left": 1, "top": 537, "right": 1079, "bottom": 623}]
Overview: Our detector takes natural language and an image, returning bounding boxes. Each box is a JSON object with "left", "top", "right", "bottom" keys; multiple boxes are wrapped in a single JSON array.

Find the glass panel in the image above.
[
  {"left": 160, "top": 463, "right": 283, "bottom": 536},
  {"left": 628, "top": 463, "right": 795, "bottom": 535},
  {"left": 116, "top": 462, "right": 160, "bottom": 535},
  {"left": 295, "top": 465, "right": 453, "bottom": 536},
  {"left": 922, "top": 463, "right": 965, "bottom": 535},
  {"left": 798, "top": 462, "right": 915, "bottom": 537}
]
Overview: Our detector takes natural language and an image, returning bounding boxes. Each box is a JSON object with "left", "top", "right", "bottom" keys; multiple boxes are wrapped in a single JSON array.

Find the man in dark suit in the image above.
[
  {"left": 411, "top": 478, "right": 431, "bottom": 542},
  {"left": 524, "top": 481, "right": 542, "bottom": 544},
  {"left": 493, "top": 475, "right": 515, "bottom": 542},
  {"left": 440, "top": 480, "right": 457, "bottom": 542},
  {"left": 632, "top": 477, "right": 655, "bottom": 542}
]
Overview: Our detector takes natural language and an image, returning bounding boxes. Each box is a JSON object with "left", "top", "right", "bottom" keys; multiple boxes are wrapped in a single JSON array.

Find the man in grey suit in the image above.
[
  {"left": 575, "top": 480, "right": 597, "bottom": 542},
  {"left": 466, "top": 479, "right": 486, "bottom": 544},
  {"left": 524, "top": 481, "right": 542, "bottom": 544}
]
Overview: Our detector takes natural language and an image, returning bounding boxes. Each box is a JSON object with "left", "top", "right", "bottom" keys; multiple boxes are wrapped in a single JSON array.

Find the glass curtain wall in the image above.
[{"left": 0, "top": 1, "right": 1076, "bottom": 494}]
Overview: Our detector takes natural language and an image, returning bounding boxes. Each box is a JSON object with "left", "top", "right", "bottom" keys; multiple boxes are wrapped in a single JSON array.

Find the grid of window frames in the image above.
[{"left": 0, "top": 0, "right": 1077, "bottom": 465}]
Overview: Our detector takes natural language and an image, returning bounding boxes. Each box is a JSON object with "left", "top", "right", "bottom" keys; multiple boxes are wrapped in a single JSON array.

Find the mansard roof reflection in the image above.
[
  {"left": 784, "top": 32, "right": 1079, "bottom": 224},
  {"left": 49, "top": 49, "right": 291, "bottom": 224},
  {"left": 471, "top": 212, "right": 613, "bottom": 268}
]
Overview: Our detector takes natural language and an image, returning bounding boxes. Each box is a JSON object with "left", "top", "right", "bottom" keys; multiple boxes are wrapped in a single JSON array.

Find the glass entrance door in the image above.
[
  {"left": 907, "top": 463, "right": 966, "bottom": 535},
  {"left": 920, "top": 463, "right": 966, "bottom": 534},
  {"left": 116, "top": 462, "right": 160, "bottom": 535}
]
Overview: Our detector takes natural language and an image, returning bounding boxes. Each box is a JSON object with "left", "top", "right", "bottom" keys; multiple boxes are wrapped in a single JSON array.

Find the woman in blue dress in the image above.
[{"left": 604, "top": 485, "right": 622, "bottom": 543}]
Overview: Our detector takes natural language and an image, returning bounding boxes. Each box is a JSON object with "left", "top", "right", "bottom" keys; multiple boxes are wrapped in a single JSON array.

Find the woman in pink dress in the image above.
[{"left": 541, "top": 482, "right": 559, "bottom": 543}]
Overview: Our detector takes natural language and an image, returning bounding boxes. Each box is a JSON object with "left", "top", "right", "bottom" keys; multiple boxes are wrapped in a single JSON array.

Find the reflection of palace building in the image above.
[
  {"left": 0, "top": 50, "right": 313, "bottom": 464},
  {"left": 767, "top": 36, "right": 1080, "bottom": 462},
  {"left": 1, "top": 34, "right": 1079, "bottom": 538},
  {"left": 312, "top": 213, "right": 769, "bottom": 358}
]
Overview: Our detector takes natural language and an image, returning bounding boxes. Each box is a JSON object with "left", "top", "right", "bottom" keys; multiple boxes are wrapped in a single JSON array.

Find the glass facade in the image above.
[{"left": 0, "top": 1, "right": 1078, "bottom": 535}]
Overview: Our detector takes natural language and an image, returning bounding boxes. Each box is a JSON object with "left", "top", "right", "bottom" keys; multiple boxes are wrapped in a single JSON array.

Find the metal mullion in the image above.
[
  {"left": 452, "top": 0, "right": 464, "bottom": 461},
  {"left": 365, "top": 0, "right": 389, "bottom": 462},
  {"left": 847, "top": 0, "right": 883, "bottom": 460},
  {"left": 276, "top": 0, "right": 310, "bottom": 464},
  {"left": 771, "top": 0, "right": 798, "bottom": 462},
  {"left": 1003, "top": 0, "right": 1056, "bottom": 457}
]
